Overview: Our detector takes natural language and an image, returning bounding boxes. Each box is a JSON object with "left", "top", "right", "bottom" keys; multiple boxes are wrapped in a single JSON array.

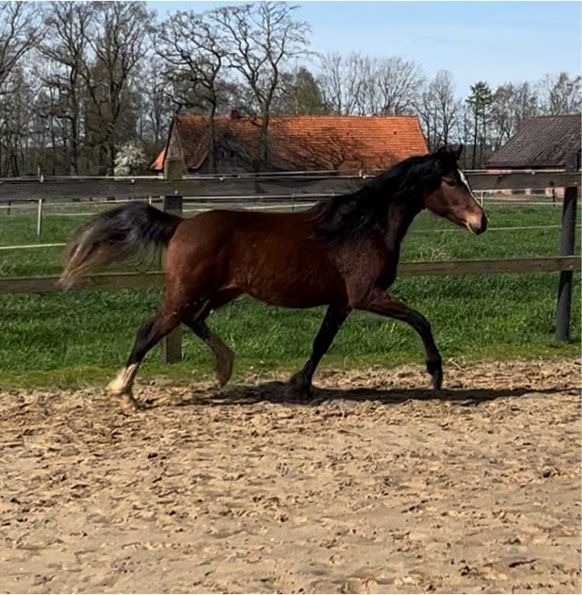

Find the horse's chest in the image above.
[{"left": 336, "top": 241, "right": 397, "bottom": 287}]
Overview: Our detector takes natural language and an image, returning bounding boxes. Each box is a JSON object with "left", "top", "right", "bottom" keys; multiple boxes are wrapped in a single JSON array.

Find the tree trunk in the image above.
[
  {"left": 70, "top": 115, "right": 80, "bottom": 175},
  {"left": 259, "top": 112, "right": 269, "bottom": 171},
  {"left": 207, "top": 103, "right": 217, "bottom": 173},
  {"left": 471, "top": 112, "right": 478, "bottom": 169}
]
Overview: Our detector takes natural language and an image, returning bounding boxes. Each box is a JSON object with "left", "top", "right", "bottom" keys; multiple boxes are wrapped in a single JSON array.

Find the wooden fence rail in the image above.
[
  {"left": 0, "top": 257, "right": 579, "bottom": 296},
  {"left": 0, "top": 170, "right": 579, "bottom": 202}
]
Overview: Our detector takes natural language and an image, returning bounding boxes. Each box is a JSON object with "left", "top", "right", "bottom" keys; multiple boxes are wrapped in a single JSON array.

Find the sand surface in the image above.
[{"left": 0, "top": 359, "right": 580, "bottom": 594}]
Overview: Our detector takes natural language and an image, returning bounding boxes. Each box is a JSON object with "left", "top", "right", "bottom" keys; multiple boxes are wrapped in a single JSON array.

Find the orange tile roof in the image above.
[{"left": 152, "top": 114, "right": 428, "bottom": 173}]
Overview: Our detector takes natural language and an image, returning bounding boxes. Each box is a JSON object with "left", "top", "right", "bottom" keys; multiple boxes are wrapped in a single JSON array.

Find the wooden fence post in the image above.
[
  {"left": 555, "top": 153, "right": 579, "bottom": 341},
  {"left": 160, "top": 194, "right": 183, "bottom": 363},
  {"left": 160, "top": 149, "right": 185, "bottom": 363}
]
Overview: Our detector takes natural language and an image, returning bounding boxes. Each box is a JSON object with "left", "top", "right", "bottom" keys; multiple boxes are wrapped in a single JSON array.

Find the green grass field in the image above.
[{"left": 0, "top": 201, "right": 580, "bottom": 388}]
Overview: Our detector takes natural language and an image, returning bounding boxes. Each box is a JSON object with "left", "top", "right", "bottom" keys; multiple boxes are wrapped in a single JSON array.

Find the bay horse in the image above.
[{"left": 60, "top": 146, "right": 487, "bottom": 410}]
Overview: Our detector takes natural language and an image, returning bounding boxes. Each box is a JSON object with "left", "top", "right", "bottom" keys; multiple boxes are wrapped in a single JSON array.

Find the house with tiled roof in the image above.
[
  {"left": 152, "top": 111, "right": 428, "bottom": 175},
  {"left": 487, "top": 114, "right": 581, "bottom": 170}
]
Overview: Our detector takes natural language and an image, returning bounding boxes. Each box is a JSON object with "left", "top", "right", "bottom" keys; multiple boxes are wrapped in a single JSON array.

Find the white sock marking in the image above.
[{"left": 108, "top": 364, "right": 139, "bottom": 394}]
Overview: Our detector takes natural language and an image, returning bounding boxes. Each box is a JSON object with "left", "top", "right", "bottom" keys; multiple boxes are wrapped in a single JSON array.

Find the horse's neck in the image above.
[{"left": 383, "top": 201, "right": 420, "bottom": 253}]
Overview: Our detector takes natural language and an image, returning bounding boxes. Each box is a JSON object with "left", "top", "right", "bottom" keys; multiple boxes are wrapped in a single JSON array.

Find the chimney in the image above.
[{"left": 230, "top": 108, "right": 241, "bottom": 120}]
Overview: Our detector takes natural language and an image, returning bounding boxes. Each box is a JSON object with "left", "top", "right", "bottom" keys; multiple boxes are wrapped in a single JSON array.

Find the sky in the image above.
[{"left": 147, "top": 1, "right": 582, "bottom": 98}]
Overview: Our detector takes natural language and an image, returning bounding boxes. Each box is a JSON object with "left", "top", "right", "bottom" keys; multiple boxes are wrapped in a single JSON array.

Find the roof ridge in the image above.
[
  {"left": 527, "top": 113, "right": 581, "bottom": 119},
  {"left": 176, "top": 113, "right": 419, "bottom": 120}
]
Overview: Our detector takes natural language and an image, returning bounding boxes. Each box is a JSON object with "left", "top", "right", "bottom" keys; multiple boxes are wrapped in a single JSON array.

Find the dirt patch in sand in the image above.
[{"left": 0, "top": 359, "right": 580, "bottom": 593}]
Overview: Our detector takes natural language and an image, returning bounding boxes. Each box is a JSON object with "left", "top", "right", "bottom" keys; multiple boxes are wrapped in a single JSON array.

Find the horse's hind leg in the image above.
[
  {"left": 186, "top": 319, "right": 234, "bottom": 387},
  {"left": 184, "top": 290, "right": 240, "bottom": 387},
  {"left": 108, "top": 308, "right": 183, "bottom": 408}
]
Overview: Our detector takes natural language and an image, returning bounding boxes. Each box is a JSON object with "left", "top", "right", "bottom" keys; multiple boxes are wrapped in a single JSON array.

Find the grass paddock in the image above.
[{"left": 0, "top": 201, "right": 579, "bottom": 388}]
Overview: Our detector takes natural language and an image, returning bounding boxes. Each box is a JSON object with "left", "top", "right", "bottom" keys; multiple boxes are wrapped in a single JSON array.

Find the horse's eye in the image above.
[{"left": 443, "top": 178, "right": 458, "bottom": 187}]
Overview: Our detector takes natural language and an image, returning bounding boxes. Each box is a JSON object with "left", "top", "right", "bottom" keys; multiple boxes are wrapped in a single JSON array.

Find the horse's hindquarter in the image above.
[{"left": 168, "top": 210, "right": 345, "bottom": 309}]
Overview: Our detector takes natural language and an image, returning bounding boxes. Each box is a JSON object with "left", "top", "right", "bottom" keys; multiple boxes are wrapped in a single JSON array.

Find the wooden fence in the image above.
[
  {"left": 0, "top": 168, "right": 579, "bottom": 362},
  {"left": 1, "top": 169, "right": 579, "bottom": 200}
]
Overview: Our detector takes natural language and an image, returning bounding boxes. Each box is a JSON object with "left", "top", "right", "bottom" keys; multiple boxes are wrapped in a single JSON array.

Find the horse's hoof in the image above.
[
  {"left": 108, "top": 365, "right": 138, "bottom": 395},
  {"left": 107, "top": 382, "right": 129, "bottom": 397},
  {"left": 117, "top": 395, "right": 143, "bottom": 414},
  {"left": 215, "top": 348, "right": 234, "bottom": 388},
  {"left": 427, "top": 359, "right": 443, "bottom": 391},
  {"left": 106, "top": 379, "right": 143, "bottom": 412},
  {"left": 288, "top": 373, "right": 314, "bottom": 402},
  {"left": 289, "top": 371, "right": 306, "bottom": 388},
  {"left": 431, "top": 374, "right": 443, "bottom": 391}
]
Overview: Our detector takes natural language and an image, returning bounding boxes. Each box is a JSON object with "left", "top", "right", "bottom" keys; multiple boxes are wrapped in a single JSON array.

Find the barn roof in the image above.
[
  {"left": 151, "top": 113, "right": 428, "bottom": 173},
  {"left": 487, "top": 114, "right": 581, "bottom": 169}
]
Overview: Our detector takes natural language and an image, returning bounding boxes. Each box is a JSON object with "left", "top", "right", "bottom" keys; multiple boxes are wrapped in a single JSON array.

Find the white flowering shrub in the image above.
[{"left": 114, "top": 142, "right": 148, "bottom": 176}]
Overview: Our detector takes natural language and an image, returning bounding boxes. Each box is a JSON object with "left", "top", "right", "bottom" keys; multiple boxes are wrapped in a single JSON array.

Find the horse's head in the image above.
[{"left": 424, "top": 146, "right": 488, "bottom": 235}]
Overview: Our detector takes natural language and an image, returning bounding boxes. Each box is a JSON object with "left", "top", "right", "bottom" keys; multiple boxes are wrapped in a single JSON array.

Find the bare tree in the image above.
[
  {"left": 376, "top": 56, "right": 424, "bottom": 115},
  {"left": 37, "top": 1, "right": 94, "bottom": 173},
  {"left": 0, "top": 60, "right": 46, "bottom": 176},
  {"left": 511, "top": 82, "right": 539, "bottom": 129},
  {"left": 318, "top": 52, "right": 370, "bottom": 115},
  {"left": 489, "top": 81, "right": 540, "bottom": 150},
  {"left": 156, "top": 9, "right": 231, "bottom": 171},
  {"left": 346, "top": 53, "right": 375, "bottom": 115},
  {"left": 417, "top": 70, "right": 459, "bottom": 150},
  {"left": 213, "top": 2, "right": 311, "bottom": 168},
  {"left": 0, "top": 2, "right": 39, "bottom": 92},
  {"left": 135, "top": 57, "right": 174, "bottom": 156},
  {"left": 318, "top": 52, "right": 343, "bottom": 114},
  {"left": 433, "top": 71, "right": 459, "bottom": 147},
  {"left": 80, "top": 2, "right": 153, "bottom": 174},
  {"left": 453, "top": 103, "right": 474, "bottom": 167},
  {"left": 490, "top": 83, "right": 517, "bottom": 150},
  {"left": 318, "top": 52, "right": 424, "bottom": 116},
  {"left": 0, "top": 2, "right": 40, "bottom": 174},
  {"left": 355, "top": 55, "right": 380, "bottom": 115},
  {"left": 538, "top": 72, "right": 581, "bottom": 115}
]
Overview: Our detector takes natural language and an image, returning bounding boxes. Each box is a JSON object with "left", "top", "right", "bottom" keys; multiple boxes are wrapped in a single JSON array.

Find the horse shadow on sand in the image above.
[{"left": 155, "top": 380, "right": 572, "bottom": 410}]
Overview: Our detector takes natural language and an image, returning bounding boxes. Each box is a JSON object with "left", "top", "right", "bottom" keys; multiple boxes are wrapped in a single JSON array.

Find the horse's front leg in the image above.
[
  {"left": 289, "top": 305, "right": 350, "bottom": 397},
  {"left": 356, "top": 289, "right": 443, "bottom": 390}
]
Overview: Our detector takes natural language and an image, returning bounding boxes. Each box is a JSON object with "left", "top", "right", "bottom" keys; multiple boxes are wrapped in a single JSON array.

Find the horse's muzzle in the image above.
[{"left": 467, "top": 214, "right": 488, "bottom": 235}]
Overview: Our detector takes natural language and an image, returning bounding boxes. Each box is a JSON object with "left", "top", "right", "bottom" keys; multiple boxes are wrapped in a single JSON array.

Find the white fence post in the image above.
[{"left": 36, "top": 198, "right": 44, "bottom": 237}]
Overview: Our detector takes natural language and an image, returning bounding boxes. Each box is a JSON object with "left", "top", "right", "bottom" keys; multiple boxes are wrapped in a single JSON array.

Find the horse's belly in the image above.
[
  {"left": 245, "top": 285, "right": 331, "bottom": 309},
  {"left": 234, "top": 253, "right": 342, "bottom": 309}
]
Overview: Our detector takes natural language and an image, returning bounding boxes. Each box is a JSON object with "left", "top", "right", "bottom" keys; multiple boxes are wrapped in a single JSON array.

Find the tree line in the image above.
[{"left": 0, "top": 1, "right": 580, "bottom": 176}]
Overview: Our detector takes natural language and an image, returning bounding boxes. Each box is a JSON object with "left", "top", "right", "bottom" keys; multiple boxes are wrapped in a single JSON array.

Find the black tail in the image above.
[{"left": 60, "top": 202, "right": 181, "bottom": 289}]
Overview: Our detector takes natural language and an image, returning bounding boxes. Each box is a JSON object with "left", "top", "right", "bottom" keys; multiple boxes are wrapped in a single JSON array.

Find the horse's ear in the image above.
[{"left": 455, "top": 144, "right": 464, "bottom": 160}]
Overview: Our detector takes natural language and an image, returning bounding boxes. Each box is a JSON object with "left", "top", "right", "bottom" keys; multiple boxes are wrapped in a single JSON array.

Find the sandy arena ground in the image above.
[{"left": 0, "top": 359, "right": 580, "bottom": 594}]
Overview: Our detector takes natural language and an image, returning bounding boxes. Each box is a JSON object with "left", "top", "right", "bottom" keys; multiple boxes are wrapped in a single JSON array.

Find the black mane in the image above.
[{"left": 311, "top": 148, "right": 460, "bottom": 240}]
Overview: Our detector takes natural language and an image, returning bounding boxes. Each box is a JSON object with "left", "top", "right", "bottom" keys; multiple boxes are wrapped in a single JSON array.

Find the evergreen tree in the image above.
[{"left": 466, "top": 81, "right": 492, "bottom": 168}]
